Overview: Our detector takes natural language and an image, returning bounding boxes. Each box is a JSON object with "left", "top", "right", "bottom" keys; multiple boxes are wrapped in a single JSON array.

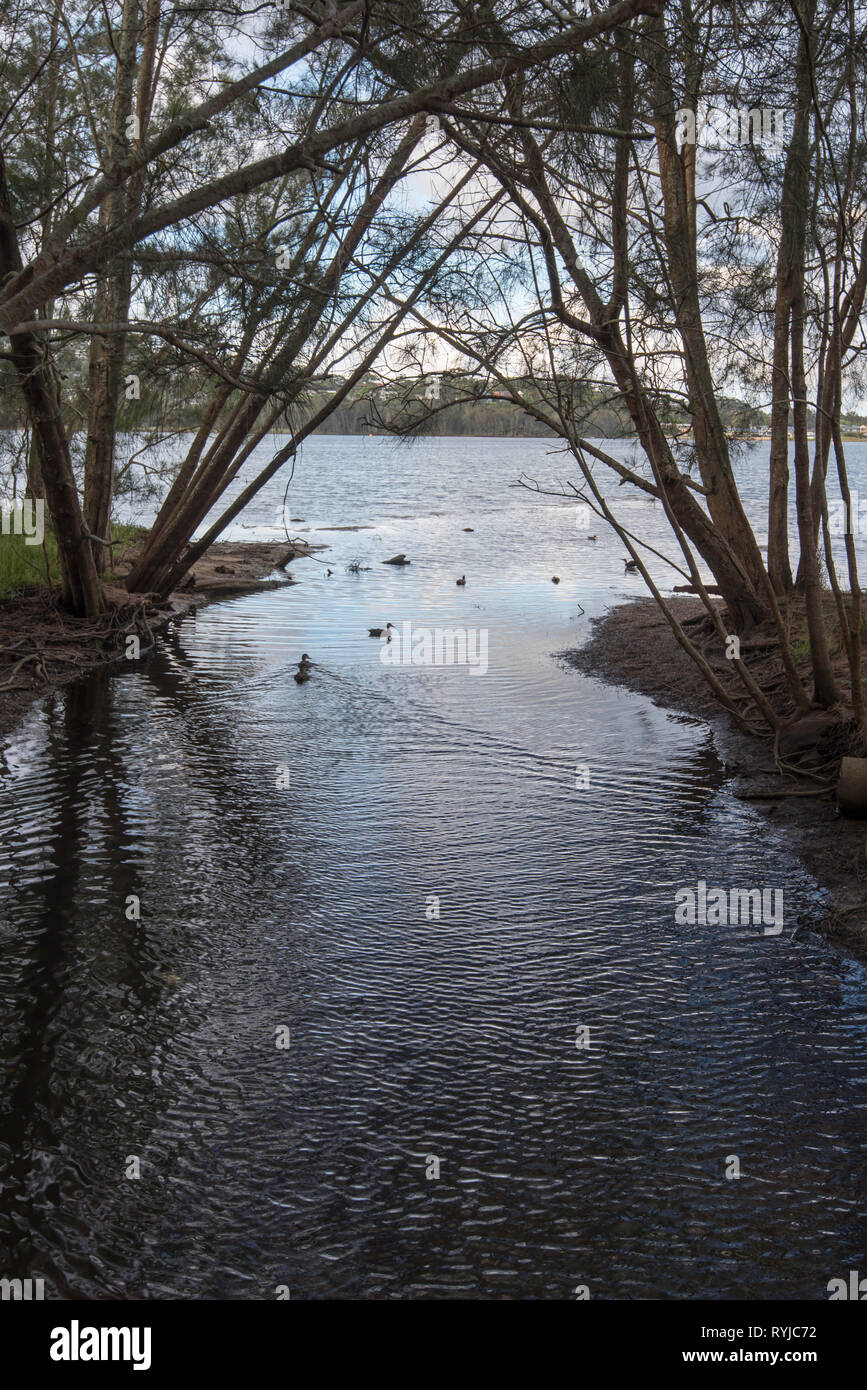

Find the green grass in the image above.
[{"left": 0, "top": 523, "right": 145, "bottom": 600}]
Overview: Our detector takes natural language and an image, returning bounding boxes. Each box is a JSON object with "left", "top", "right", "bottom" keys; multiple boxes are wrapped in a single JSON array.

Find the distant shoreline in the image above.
[{"left": 113, "top": 428, "right": 867, "bottom": 443}]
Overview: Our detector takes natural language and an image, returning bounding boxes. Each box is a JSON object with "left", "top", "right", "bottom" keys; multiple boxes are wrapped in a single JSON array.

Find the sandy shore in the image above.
[
  {"left": 565, "top": 597, "right": 867, "bottom": 950},
  {"left": 0, "top": 540, "right": 319, "bottom": 741}
]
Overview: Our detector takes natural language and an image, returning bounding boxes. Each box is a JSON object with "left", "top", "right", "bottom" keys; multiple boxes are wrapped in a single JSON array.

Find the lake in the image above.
[{"left": 1, "top": 435, "right": 866, "bottom": 1299}]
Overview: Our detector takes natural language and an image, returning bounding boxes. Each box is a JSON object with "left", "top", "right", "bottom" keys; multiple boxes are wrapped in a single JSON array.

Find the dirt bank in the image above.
[
  {"left": 0, "top": 540, "right": 319, "bottom": 742},
  {"left": 564, "top": 597, "right": 867, "bottom": 949}
]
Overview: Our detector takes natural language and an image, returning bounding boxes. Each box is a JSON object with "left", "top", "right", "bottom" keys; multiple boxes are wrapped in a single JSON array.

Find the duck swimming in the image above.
[
  {"left": 369, "top": 623, "right": 395, "bottom": 640},
  {"left": 623, "top": 558, "right": 639, "bottom": 573},
  {"left": 456, "top": 576, "right": 466, "bottom": 586},
  {"left": 551, "top": 576, "right": 560, "bottom": 584}
]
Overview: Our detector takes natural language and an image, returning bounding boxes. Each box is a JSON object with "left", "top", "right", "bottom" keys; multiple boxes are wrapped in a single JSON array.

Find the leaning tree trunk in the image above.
[
  {"left": 800, "top": 229, "right": 867, "bottom": 571},
  {"left": 125, "top": 119, "right": 427, "bottom": 597},
  {"left": 0, "top": 151, "right": 104, "bottom": 617},
  {"left": 647, "top": 8, "right": 770, "bottom": 615},
  {"left": 598, "top": 327, "right": 768, "bottom": 630},
  {"left": 508, "top": 114, "right": 768, "bottom": 629}
]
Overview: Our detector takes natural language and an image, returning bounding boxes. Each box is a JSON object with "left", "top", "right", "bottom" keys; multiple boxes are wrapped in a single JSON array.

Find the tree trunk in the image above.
[
  {"left": 25, "top": 0, "right": 63, "bottom": 504},
  {"left": 599, "top": 327, "right": 767, "bottom": 630},
  {"left": 647, "top": 9, "right": 770, "bottom": 613},
  {"left": 84, "top": 274, "right": 134, "bottom": 568},
  {"left": 791, "top": 252, "right": 838, "bottom": 705},
  {"left": 125, "top": 120, "right": 426, "bottom": 596},
  {"left": 84, "top": 0, "right": 158, "bottom": 572},
  {"left": 507, "top": 115, "right": 767, "bottom": 628},
  {"left": 0, "top": 150, "right": 104, "bottom": 616},
  {"left": 768, "top": 4, "right": 814, "bottom": 594}
]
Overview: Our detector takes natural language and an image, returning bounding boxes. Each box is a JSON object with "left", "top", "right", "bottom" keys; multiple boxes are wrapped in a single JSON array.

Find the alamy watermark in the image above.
[
  {"left": 1, "top": 1276, "right": 44, "bottom": 1299},
  {"left": 828, "top": 1269, "right": 867, "bottom": 1299},
  {"left": 379, "top": 620, "right": 488, "bottom": 675},
  {"left": 675, "top": 879, "right": 783, "bottom": 935},
  {"left": 675, "top": 106, "right": 788, "bottom": 152},
  {"left": 829, "top": 493, "right": 867, "bottom": 536},
  {"left": 50, "top": 1322, "right": 152, "bottom": 1371},
  {"left": 1, "top": 498, "right": 45, "bottom": 546}
]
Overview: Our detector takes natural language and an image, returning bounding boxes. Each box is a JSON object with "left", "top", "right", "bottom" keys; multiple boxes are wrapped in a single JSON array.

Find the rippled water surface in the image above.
[{"left": 1, "top": 436, "right": 867, "bottom": 1300}]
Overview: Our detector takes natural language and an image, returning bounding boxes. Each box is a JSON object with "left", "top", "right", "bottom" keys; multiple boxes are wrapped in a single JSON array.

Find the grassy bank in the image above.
[
  {"left": 0, "top": 539, "right": 310, "bottom": 744},
  {"left": 0, "top": 523, "right": 145, "bottom": 599}
]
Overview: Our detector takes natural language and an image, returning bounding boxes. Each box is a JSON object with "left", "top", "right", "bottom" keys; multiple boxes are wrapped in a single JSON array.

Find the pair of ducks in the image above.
[{"left": 294, "top": 654, "right": 314, "bottom": 684}]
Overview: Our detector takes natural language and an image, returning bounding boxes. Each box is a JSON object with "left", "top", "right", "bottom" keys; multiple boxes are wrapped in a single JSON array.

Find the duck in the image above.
[
  {"left": 587, "top": 535, "right": 597, "bottom": 541},
  {"left": 551, "top": 576, "right": 560, "bottom": 584},
  {"left": 623, "top": 558, "right": 639, "bottom": 573},
  {"left": 456, "top": 575, "right": 466, "bottom": 586},
  {"left": 369, "top": 623, "right": 395, "bottom": 640}
]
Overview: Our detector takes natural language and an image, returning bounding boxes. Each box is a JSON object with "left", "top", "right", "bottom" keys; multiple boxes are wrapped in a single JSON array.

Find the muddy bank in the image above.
[
  {"left": 564, "top": 597, "right": 867, "bottom": 948},
  {"left": 0, "top": 540, "right": 318, "bottom": 742}
]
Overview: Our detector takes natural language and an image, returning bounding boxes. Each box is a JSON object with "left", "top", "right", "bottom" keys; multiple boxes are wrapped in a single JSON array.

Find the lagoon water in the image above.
[{"left": 1, "top": 435, "right": 867, "bottom": 1299}]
